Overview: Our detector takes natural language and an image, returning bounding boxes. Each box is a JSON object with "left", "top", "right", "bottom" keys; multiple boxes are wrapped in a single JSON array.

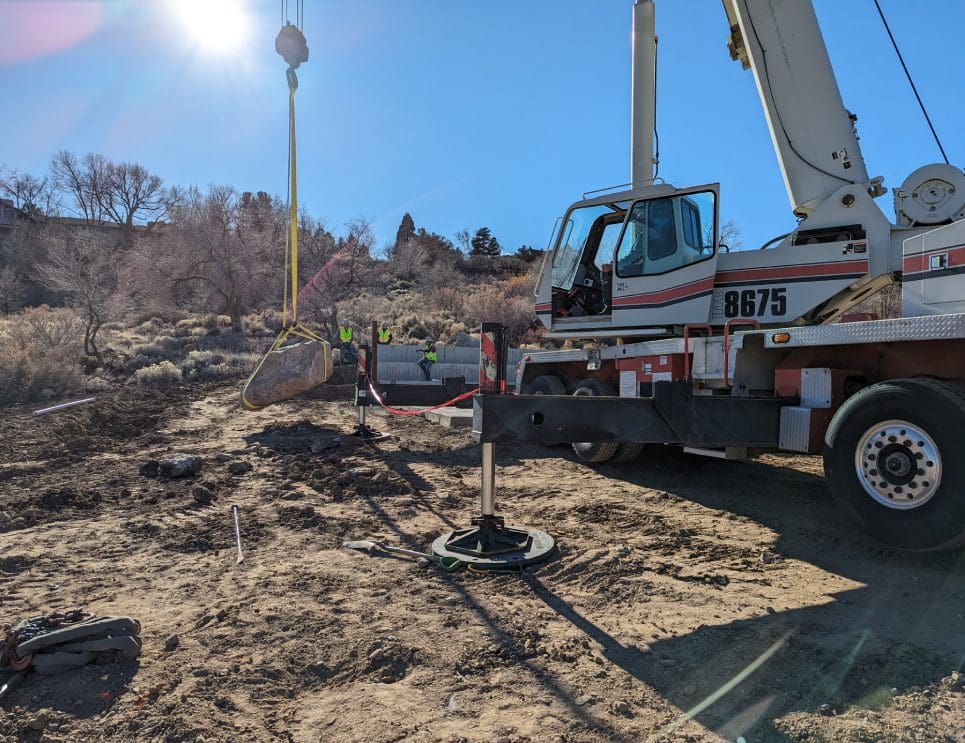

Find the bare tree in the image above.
[
  {"left": 50, "top": 150, "right": 107, "bottom": 225},
  {"left": 130, "top": 185, "right": 280, "bottom": 328},
  {"left": 718, "top": 218, "right": 743, "bottom": 252},
  {"left": 298, "top": 216, "right": 376, "bottom": 338},
  {"left": 0, "top": 167, "right": 58, "bottom": 217},
  {"left": 0, "top": 266, "right": 21, "bottom": 314},
  {"left": 50, "top": 151, "right": 167, "bottom": 248},
  {"left": 856, "top": 283, "right": 902, "bottom": 320},
  {"left": 38, "top": 227, "right": 116, "bottom": 358},
  {"left": 454, "top": 228, "right": 472, "bottom": 253},
  {"left": 100, "top": 161, "right": 167, "bottom": 246},
  {"left": 294, "top": 211, "right": 335, "bottom": 286},
  {"left": 0, "top": 220, "right": 52, "bottom": 312}
]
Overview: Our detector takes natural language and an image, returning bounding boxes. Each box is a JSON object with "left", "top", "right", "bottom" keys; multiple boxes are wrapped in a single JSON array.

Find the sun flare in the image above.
[{"left": 171, "top": 0, "right": 250, "bottom": 55}]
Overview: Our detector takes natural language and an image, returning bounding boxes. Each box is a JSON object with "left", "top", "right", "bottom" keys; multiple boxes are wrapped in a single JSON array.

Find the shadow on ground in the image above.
[{"left": 529, "top": 446, "right": 965, "bottom": 741}]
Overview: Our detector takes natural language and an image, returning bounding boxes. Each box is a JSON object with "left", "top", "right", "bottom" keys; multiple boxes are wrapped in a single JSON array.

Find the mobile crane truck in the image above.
[{"left": 474, "top": 0, "right": 965, "bottom": 552}]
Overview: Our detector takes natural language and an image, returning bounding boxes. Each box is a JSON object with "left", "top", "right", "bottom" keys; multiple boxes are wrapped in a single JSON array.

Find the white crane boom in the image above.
[
  {"left": 631, "top": 0, "right": 657, "bottom": 189},
  {"left": 721, "top": 0, "right": 875, "bottom": 216}
]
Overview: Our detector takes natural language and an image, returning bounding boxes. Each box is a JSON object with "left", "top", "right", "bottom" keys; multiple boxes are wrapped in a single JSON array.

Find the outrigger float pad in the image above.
[
  {"left": 432, "top": 516, "right": 557, "bottom": 571},
  {"left": 349, "top": 424, "right": 391, "bottom": 441},
  {"left": 242, "top": 339, "right": 332, "bottom": 409}
]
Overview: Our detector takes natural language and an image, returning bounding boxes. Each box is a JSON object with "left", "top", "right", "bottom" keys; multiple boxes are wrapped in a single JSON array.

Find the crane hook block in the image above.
[{"left": 275, "top": 23, "right": 309, "bottom": 69}]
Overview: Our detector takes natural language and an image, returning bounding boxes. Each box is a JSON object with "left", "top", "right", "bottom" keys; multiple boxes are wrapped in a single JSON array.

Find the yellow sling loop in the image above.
[{"left": 241, "top": 65, "right": 330, "bottom": 410}]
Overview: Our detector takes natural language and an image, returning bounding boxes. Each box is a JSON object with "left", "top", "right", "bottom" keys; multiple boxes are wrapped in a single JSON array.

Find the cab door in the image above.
[{"left": 610, "top": 186, "right": 720, "bottom": 328}]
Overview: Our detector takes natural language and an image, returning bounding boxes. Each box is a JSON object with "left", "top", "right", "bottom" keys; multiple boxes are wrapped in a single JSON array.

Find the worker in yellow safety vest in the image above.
[
  {"left": 377, "top": 322, "right": 393, "bottom": 344},
  {"left": 338, "top": 323, "right": 356, "bottom": 365},
  {"left": 418, "top": 336, "right": 438, "bottom": 380}
]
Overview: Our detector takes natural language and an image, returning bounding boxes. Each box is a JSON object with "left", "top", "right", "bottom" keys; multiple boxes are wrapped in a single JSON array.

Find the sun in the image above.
[{"left": 170, "top": 0, "right": 250, "bottom": 55}]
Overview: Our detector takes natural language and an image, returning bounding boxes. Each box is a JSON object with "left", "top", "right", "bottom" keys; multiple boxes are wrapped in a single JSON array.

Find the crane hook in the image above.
[{"left": 275, "top": 22, "right": 308, "bottom": 70}]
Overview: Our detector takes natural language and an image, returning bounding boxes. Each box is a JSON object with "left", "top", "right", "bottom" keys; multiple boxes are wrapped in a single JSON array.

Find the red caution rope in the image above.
[{"left": 366, "top": 379, "right": 478, "bottom": 416}]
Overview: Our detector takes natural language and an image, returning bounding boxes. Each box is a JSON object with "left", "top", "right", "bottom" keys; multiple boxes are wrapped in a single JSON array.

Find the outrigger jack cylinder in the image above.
[
  {"left": 351, "top": 345, "right": 390, "bottom": 441},
  {"left": 431, "top": 323, "right": 557, "bottom": 570}
]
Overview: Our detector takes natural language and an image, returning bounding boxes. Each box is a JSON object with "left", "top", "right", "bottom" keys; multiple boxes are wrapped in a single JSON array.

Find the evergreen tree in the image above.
[
  {"left": 394, "top": 212, "right": 415, "bottom": 248},
  {"left": 515, "top": 245, "right": 544, "bottom": 262},
  {"left": 470, "top": 226, "right": 500, "bottom": 257}
]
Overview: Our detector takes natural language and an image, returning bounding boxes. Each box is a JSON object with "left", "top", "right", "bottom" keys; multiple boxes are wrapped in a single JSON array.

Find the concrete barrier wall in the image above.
[{"left": 373, "top": 343, "right": 523, "bottom": 385}]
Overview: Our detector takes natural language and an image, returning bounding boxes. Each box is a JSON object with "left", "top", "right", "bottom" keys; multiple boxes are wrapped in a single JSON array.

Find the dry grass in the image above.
[
  {"left": 134, "top": 360, "right": 182, "bottom": 386},
  {"left": 0, "top": 306, "right": 85, "bottom": 404}
]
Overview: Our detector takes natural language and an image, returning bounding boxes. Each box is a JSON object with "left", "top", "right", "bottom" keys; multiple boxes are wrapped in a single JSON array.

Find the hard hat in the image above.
[{"left": 426, "top": 336, "right": 434, "bottom": 342}]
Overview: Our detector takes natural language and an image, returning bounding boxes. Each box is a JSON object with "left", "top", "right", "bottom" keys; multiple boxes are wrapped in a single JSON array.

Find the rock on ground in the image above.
[{"left": 158, "top": 454, "right": 203, "bottom": 478}]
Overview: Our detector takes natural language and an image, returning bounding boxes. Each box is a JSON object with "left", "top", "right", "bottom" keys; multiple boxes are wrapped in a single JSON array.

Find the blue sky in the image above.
[{"left": 1, "top": 0, "right": 961, "bottom": 254}]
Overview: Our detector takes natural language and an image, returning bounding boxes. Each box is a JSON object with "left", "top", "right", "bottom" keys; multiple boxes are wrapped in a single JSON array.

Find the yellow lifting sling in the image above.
[{"left": 241, "top": 17, "right": 331, "bottom": 410}]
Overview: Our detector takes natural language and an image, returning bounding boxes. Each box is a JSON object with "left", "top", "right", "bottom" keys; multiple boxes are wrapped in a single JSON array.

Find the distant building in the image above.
[{"left": 0, "top": 201, "right": 158, "bottom": 246}]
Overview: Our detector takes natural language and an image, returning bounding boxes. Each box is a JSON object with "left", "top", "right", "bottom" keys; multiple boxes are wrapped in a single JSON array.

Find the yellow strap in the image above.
[
  {"left": 239, "top": 68, "right": 329, "bottom": 412},
  {"left": 288, "top": 82, "right": 299, "bottom": 322}
]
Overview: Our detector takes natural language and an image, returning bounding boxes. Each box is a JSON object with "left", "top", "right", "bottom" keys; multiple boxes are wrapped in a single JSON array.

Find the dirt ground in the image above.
[{"left": 0, "top": 381, "right": 962, "bottom": 742}]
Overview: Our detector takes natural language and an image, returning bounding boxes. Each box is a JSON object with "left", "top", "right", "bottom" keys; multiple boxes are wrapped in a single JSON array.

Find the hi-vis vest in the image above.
[
  {"left": 339, "top": 326, "right": 353, "bottom": 342},
  {"left": 423, "top": 344, "right": 438, "bottom": 362},
  {"left": 378, "top": 327, "right": 391, "bottom": 343}
]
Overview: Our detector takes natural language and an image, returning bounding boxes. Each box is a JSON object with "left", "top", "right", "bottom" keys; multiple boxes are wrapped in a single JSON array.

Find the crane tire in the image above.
[
  {"left": 570, "top": 379, "right": 620, "bottom": 464},
  {"left": 612, "top": 443, "right": 645, "bottom": 464},
  {"left": 823, "top": 377, "right": 965, "bottom": 551},
  {"left": 526, "top": 375, "right": 567, "bottom": 396}
]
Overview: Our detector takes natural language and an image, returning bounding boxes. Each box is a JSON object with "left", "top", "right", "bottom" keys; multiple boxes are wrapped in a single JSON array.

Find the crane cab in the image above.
[{"left": 536, "top": 183, "right": 720, "bottom": 338}]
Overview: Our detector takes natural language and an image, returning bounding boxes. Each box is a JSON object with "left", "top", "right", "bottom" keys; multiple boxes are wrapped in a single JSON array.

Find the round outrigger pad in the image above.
[{"left": 432, "top": 515, "right": 556, "bottom": 570}]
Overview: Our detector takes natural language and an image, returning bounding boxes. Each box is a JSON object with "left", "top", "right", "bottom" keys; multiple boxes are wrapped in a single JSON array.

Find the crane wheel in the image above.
[
  {"left": 526, "top": 375, "right": 567, "bottom": 396},
  {"left": 611, "top": 443, "right": 645, "bottom": 464},
  {"left": 824, "top": 377, "right": 965, "bottom": 551},
  {"left": 570, "top": 379, "right": 620, "bottom": 464}
]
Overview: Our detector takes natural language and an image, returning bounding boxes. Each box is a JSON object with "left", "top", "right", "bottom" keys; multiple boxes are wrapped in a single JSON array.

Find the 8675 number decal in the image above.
[{"left": 722, "top": 287, "right": 787, "bottom": 318}]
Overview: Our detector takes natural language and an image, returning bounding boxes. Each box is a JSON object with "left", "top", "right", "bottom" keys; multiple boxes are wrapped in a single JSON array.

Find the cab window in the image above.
[{"left": 615, "top": 191, "right": 716, "bottom": 277}]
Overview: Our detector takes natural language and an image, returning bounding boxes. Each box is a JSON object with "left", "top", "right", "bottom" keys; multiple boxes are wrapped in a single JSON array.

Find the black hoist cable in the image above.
[{"left": 872, "top": 0, "right": 949, "bottom": 165}]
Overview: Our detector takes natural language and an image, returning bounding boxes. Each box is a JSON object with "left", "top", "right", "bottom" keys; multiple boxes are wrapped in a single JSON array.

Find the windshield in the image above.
[{"left": 552, "top": 203, "right": 625, "bottom": 289}]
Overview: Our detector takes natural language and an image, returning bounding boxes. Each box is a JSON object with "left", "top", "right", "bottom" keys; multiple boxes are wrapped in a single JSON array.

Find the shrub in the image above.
[
  {"left": 260, "top": 310, "right": 285, "bottom": 333},
  {"left": 131, "top": 342, "right": 171, "bottom": 359},
  {"left": 134, "top": 318, "right": 164, "bottom": 336},
  {"left": 0, "top": 307, "right": 85, "bottom": 405},
  {"left": 173, "top": 318, "right": 202, "bottom": 338},
  {"left": 152, "top": 334, "right": 181, "bottom": 351},
  {"left": 464, "top": 285, "right": 535, "bottom": 344},
  {"left": 180, "top": 350, "right": 257, "bottom": 382},
  {"left": 194, "top": 329, "right": 254, "bottom": 353},
  {"left": 135, "top": 360, "right": 182, "bottom": 386},
  {"left": 241, "top": 315, "right": 271, "bottom": 337}
]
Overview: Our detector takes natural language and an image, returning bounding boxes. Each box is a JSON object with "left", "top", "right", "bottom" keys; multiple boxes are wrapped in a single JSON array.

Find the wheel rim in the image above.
[{"left": 854, "top": 419, "right": 942, "bottom": 510}]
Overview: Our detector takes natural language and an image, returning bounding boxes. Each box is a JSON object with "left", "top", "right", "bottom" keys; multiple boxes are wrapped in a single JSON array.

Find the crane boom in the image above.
[
  {"left": 631, "top": 0, "right": 657, "bottom": 189},
  {"left": 722, "top": 0, "right": 874, "bottom": 216}
]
